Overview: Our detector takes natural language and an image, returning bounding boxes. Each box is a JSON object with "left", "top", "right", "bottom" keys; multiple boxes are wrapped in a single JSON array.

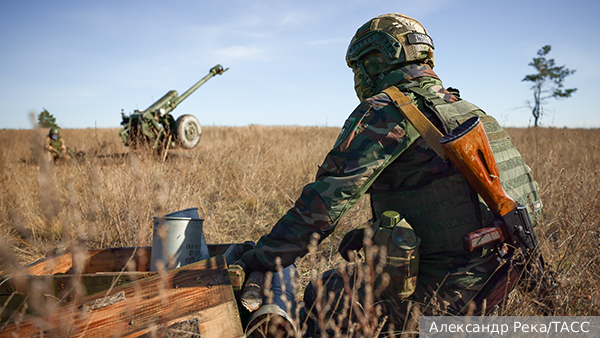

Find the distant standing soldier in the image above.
[{"left": 45, "top": 127, "right": 71, "bottom": 162}]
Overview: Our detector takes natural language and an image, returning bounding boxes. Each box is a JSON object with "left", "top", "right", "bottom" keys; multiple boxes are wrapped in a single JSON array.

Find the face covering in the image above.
[
  {"left": 353, "top": 67, "right": 373, "bottom": 102},
  {"left": 352, "top": 53, "right": 391, "bottom": 102}
]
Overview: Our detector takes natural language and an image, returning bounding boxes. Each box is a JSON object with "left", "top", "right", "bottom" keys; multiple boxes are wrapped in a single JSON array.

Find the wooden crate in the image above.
[{"left": 0, "top": 246, "right": 244, "bottom": 337}]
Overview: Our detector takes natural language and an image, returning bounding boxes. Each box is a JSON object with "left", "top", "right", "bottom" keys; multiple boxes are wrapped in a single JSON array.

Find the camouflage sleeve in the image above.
[
  {"left": 44, "top": 136, "right": 54, "bottom": 152},
  {"left": 244, "top": 94, "right": 422, "bottom": 271}
]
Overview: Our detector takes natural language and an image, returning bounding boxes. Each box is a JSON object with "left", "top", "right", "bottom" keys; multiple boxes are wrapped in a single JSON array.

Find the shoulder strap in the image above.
[
  {"left": 382, "top": 86, "right": 448, "bottom": 160},
  {"left": 408, "top": 86, "right": 448, "bottom": 106}
]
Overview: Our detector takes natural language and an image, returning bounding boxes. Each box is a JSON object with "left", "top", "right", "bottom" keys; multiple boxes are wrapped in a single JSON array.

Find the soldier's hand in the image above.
[
  {"left": 237, "top": 249, "right": 268, "bottom": 275},
  {"left": 338, "top": 228, "right": 365, "bottom": 262}
]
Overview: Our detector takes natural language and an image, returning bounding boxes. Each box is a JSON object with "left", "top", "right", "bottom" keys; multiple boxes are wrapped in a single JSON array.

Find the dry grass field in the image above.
[{"left": 0, "top": 124, "right": 598, "bottom": 335}]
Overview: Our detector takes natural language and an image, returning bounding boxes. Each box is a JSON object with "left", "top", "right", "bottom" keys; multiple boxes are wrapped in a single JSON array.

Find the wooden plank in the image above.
[
  {"left": 83, "top": 247, "right": 151, "bottom": 273},
  {"left": 1, "top": 272, "right": 155, "bottom": 296},
  {"left": 4, "top": 245, "right": 242, "bottom": 277},
  {"left": 18, "top": 250, "right": 74, "bottom": 275},
  {"left": 16, "top": 245, "right": 239, "bottom": 276},
  {"left": 1, "top": 246, "right": 145, "bottom": 276},
  {"left": 0, "top": 247, "right": 142, "bottom": 277},
  {"left": 0, "top": 256, "right": 244, "bottom": 338},
  {"left": 0, "top": 271, "right": 156, "bottom": 323}
]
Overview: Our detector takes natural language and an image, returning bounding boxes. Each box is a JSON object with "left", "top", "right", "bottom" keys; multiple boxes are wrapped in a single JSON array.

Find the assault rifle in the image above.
[
  {"left": 383, "top": 86, "right": 544, "bottom": 270},
  {"left": 386, "top": 86, "right": 552, "bottom": 312},
  {"left": 384, "top": 87, "right": 545, "bottom": 274},
  {"left": 439, "top": 117, "right": 541, "bottom": 257},
  {"left": 439, "top": 116, "right": 550, "bottom": 310},
  {"left": 438, "top": 117, "right": 541, "bottom": 257}
]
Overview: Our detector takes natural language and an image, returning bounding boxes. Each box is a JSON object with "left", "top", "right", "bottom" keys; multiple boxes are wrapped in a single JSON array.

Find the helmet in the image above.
[
  {"left": 346, "top": 14, "right": 435, "bottom": 101},
  {"left": 49, "top": 127, "right": 60, "bottom": 140},
  {"left": 346, "top": 13, "right": 434, "bottom": 68}
]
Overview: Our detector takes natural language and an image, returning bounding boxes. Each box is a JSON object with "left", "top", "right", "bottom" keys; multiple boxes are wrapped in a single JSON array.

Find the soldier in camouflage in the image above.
[
  {"left": 239, "top": 13, "right": 542, "bottom": 335},
  {"left": 45, "top": 127, "right": 71, "bottom": 162}
]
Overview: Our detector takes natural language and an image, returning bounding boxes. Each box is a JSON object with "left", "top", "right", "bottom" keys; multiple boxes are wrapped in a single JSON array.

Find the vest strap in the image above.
[{"left": 382, "top": 86, "right": 448, "bottom": 160}]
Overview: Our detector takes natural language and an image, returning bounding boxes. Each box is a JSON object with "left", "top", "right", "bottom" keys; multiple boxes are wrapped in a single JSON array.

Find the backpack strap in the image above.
[{"left": 382, "top": 86, "right": 448, "bottom": 160}]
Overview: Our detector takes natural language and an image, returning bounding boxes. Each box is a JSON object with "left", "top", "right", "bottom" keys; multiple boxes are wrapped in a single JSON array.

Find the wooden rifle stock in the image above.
[
  {"left": 439, "top": 117, "right": 517, "bottom": 252},
  {"left": 439, "top": 117, "right": 517, "bottom": 217}
]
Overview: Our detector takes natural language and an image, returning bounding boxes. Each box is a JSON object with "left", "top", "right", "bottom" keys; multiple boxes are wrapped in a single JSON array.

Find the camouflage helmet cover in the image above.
[
  {"left": 346, "top": 13, "right": 435, "bottom": 68},
  {"left": 49, "top": 127, "right": 60, "bottom": 136}
]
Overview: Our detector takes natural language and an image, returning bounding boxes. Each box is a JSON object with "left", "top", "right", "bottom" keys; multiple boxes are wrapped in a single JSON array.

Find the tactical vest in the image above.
[
  {"left": 49, "top": 138, "right": 63, "bottom": 152},
  {"left": 371, "top": 85, "right": 543, "bottom": 257}
]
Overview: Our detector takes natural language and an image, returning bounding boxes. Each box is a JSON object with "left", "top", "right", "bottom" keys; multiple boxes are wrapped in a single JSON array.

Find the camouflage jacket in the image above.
[
  {"left": 46, "top": 135, "right": 64, "bottom": 153},
  {"left": 244, "top": 64, "right": 500, "bottom": 289}
]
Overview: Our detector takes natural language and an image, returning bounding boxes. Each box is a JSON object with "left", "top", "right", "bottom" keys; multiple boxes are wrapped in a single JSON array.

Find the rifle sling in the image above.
[{"left": 382, "top": 86, "right": 448, "bottom": 160}]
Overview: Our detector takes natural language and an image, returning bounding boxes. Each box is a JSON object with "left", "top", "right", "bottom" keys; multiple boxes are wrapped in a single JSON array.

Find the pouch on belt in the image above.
[{"left": 371, "top": 210, "right": 421, "bottom": 299}]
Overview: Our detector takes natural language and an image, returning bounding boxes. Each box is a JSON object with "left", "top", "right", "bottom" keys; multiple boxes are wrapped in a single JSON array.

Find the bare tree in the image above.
[{"left": 522, "top": 45, "right": 576, "bottom": 127}]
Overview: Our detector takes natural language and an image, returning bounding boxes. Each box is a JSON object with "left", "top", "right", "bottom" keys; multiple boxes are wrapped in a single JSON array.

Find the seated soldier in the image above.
[
  {"left": 238, "top": 13, "right": 544, "bottom": 337},
  {"left": 45, "top": 127, "right": 71, "bottom": 162}
]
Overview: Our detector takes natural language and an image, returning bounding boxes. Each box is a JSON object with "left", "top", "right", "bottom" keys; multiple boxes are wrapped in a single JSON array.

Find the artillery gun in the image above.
[{"left": 119, "top": 64, "right": 228, "bottom": 151}]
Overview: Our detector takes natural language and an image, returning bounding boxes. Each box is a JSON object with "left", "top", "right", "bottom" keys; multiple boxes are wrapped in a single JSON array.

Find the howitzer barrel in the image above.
[
  {"left": 143, "top": 64, "right": 228, "bottom": 115},
  {"left": 143, "top": 90, "right": 179, "bottom": 115},
  {"left": 175, "top": 64, "right": 229, "bottom": 106}
]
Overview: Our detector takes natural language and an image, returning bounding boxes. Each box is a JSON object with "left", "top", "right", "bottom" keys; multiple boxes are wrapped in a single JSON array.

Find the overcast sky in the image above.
[{"left": 1, "top": 0, "right": 598, "bottom": 130}]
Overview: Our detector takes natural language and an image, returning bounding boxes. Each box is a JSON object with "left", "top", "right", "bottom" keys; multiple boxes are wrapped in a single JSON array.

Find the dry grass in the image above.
[{"left": 0, "top": 125, "right": 599, "bottom": 334}]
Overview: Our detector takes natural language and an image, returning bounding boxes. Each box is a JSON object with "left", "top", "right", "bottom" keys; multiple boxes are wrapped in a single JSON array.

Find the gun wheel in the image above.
[{"left": 175, "top": 114, "right": 202, "bottom": 149}]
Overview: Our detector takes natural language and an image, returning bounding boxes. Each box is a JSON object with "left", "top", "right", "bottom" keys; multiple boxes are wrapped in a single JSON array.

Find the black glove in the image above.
[
  {"left": 338, "top": 228, "right": 365, "bottom": 262},
  {"left": 224, "top": 241, "right": 255, "bottom": 265},
  {"left": 235, "top": 249, "right": 268, "bottom": 275}
]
